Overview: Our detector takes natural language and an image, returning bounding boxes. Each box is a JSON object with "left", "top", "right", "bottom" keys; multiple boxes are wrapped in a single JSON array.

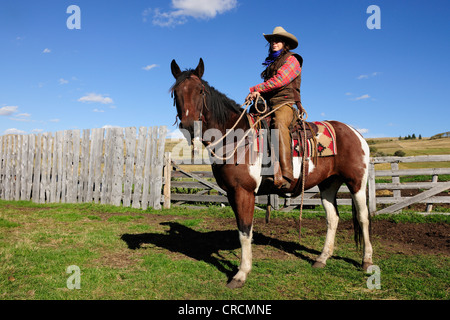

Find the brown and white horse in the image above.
[{"left": 170, "top": 58, "right": 373, "bottom": 289}]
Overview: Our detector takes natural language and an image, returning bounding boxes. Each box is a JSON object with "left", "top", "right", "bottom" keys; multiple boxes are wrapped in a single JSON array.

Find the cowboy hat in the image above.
[{"left": 263, "top": 26, "right": 298, "bottom": 49}]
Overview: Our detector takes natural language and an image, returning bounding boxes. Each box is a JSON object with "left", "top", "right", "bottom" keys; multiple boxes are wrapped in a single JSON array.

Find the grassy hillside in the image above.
[{"left": 367, "top": 137, "right": 450, "bottom": 157}]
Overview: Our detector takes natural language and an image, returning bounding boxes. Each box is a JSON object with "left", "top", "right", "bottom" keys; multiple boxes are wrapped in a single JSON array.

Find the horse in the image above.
[{"left": 170, "top": 58, "right": 373, "bottom": 289}]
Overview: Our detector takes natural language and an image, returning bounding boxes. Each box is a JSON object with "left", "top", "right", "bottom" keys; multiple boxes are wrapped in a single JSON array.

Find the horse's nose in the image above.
[{"left": 179, "top": 122, "right": 195, "bottom": 143}]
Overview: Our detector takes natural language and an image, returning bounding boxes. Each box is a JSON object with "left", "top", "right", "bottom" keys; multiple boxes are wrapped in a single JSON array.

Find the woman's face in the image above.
[{"left": 271, "top": 39, "right": 284, "bottom": 52}]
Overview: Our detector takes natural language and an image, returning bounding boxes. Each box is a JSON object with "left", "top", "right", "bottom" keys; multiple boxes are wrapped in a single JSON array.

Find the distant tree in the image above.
[
  {"left": 412, "top": 133, "right": 416, "bottom": 139},
  {"left": 419, "top": 134, "right": 422, "bottom": 139},
  {"left": 394, "top": 150, "right": 406, "bottom": 157}
]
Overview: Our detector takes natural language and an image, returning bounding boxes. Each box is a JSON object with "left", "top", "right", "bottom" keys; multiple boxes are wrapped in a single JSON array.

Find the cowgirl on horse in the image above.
[
  {"left": 170, "top": 27, "right": 374, "bottom": 289},
  {"left": 247, "top": 26, "right": 304, "bottom": 191}
]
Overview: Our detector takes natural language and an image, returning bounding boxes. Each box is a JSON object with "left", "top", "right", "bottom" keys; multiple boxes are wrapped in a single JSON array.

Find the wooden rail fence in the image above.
[
  {"left": 1, "top": 130, "right": 449, "bottom": 216},
  {"left": 167, "top": 155, "right": 450, "bottom": 215},
  {"left": 369, "top": 155, "right": 450, "bottom": 215},
  {"left": 0, "top": 126, "right": 167, "bottom": 210}
]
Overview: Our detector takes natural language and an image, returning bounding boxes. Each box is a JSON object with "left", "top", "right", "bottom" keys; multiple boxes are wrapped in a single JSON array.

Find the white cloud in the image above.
[
  {"left": 42, "top": 48, "right": 51, "bottom": 53},
  {"left": 32, "top": 129, "right": 44, "bottom": 133},
  {"left": 357, "top": 128, "right": 369, "bottom": 134},
  {"left": 59, "top": 78, "right": 69, "bottom": 85},
  {"left": 351, "top": 94, "right": 370, "bottom": 101},
  {"left": 78, "top": 93, "right": 114, "bottom": 104},
  {"left": 4, "top": 128, "right": 26, "bottom": 135},
  {"left": 102, "top": 125, "right": 121, "bottom": 129},
  {"left": 49, "top": 119, "right": 60, "bottom": 122},
  {"left": 357, "top": 72, "right": 381, "bottom": 80},
  {"left": 142, "top": 64, "right": 158, "bottom": 71},
  {"left": 147, "top": 0, "right": 238, "bottom": 27},
  {"left": 142, "top": 8, "right": 152, "bottom": 23},
  {"left": 10, "top": 117, "right": 30, "bottom": 122},
  {"left": 0, "top": 106, "right": 18, "bottom": 116},
  {"left": 16, "top": 113, "right": 31, "bottom": 117},
  {"left": 93, "top": 108, "right": 105, "bottom": 113}
]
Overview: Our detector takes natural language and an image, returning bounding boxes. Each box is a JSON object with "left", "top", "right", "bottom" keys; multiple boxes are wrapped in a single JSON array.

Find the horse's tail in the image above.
[{"left": 352, "top": 199, "right": 363, "bottom": 249}]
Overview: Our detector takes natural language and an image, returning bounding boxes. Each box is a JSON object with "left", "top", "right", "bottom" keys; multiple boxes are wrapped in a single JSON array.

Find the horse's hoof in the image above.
[
  {"left": 226, "top": 279, "right": 245, "bottom": 289},
  {"left": 362, "top": 262, "right": 373, "bottom": 272},
  {"left": 312, "top": 261, "right": 326, "bottom": 269}
]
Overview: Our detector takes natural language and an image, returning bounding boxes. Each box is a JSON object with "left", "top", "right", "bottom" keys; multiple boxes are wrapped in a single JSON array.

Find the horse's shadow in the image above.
[{"left": 121, "top": 222, "right": 359, "bottom": 280}]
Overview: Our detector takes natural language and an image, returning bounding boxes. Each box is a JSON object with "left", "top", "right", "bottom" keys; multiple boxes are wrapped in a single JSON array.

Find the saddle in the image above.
[
  {"left": 248, "top": 111, "right": 337, "bottom": 160},
  {"left": 290, "top": 119, "right": 318, "bottom": 141}
]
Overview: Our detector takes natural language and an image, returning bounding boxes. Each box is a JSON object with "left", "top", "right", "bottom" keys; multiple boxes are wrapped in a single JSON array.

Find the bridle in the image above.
[{"left": 171, "top": 75, "right": 209, "bottom": 128}]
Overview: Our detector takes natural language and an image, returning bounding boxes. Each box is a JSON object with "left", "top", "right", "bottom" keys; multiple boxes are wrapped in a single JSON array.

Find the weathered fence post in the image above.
[
  {"left": 163, "top": 152, "right": 172, "bottom": 209},
  {"left": 15, "top": 135, "right": 22, "bottom": 201},
  {"left": 32, "top": 134, "right": 41, "bottom": 203},
  {"left": 368, "top": 160, "right": 377, "bottom": 214},
  {"left": 426, "top": 174, "right": 439, "bottom": 213},
  {"left": 79, "top": 129, "right": 90, "bottom": 203},
  {"left": 111, "top": 128, "right": 124, "bottom": 207},
  {"left": 391, "top": 162, "right": 401, "bottom": 202},
  {"left": 150, "top": 126, "right": 167, "bottom": 209},
  {"left": 131, "top": 127, "right": 147, "bottom": 209},
  {"left": 123, "top": 127, "right": 137, "bottom": 208}
]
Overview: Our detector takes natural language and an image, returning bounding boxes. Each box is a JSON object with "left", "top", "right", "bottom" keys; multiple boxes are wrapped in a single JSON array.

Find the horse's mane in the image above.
[{"left": 170, "top": 69, "right": 243, "bottom": 126}]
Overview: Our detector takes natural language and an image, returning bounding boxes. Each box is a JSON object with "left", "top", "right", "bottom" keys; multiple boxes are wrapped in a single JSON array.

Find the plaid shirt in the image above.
[{"left": 250, "top": 55, "right": 301, "bottom": 93}]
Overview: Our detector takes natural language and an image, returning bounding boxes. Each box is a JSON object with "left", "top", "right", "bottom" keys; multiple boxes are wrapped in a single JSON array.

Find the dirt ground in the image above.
[
  {"left": 251, "top": 217, "right": 449, "bottom": 257},
  {"left": 119, "top": 212, "right": 449, "bottom": 265}
]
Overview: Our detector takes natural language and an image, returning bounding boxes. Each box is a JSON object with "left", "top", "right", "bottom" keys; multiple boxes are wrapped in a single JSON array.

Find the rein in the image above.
[
  {"left": 204, "top": 93, "right": 288, "bottom": 161},
  {"left": 297, "top": 103, "right": 308, "bottom": 241}
]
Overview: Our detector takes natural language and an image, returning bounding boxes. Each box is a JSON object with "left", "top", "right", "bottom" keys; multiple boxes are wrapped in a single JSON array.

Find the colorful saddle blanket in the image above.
[
  {"left": 247, "top": 114, "right": 338, "bottom": 161},
  {"left": 292, "top": 121, "right": 337, "bottom": 158}
]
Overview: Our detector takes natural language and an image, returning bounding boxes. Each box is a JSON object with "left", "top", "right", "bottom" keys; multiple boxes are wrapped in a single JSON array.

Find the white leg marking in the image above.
[
  {"left": 316, "top": 182, "right": 341, "bottom": 265},
  {"left": 352, "top": 189, "right": 373, "bottom": 264},
  {"left": 233, "top": 229, "right": 253, "bottom": 283}
]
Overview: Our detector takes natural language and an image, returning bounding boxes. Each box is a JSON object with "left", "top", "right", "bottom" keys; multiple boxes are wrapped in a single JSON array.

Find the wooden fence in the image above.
[
  {"left": 0, "top": 126, "right": 167, "bottom": 210},
  {"left": 1, "top": 129, "right": 449, "bottom": 215},
  {"left": 369, "top": 155, "right": 450, "bottom": 215},
  {"left": 167, "top": 155, "right": 450, "bottom": 215}
]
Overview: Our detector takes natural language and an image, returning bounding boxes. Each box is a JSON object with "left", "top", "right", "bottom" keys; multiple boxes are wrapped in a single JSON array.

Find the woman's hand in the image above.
[{"left": 245, "top": 91, "right": 260, "bottom": 102}]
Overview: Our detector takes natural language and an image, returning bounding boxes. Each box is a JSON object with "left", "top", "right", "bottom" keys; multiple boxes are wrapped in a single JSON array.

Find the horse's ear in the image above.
[
  {"left": 194, "top": 58, "right": 204, "bottom": 79},
  {"left": 171, "top": 59, "right": 182, "bottom": 79}
]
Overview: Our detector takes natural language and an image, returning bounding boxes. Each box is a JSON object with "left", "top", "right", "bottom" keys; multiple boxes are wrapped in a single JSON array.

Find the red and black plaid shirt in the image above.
[{"left": 250, "top": 55, "right": 301, "bottom": 93}]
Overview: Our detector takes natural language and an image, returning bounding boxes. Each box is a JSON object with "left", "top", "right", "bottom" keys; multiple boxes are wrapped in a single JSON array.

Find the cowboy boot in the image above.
[
  {"left": 272, "top": 160, "right": 284, "bottom": 188},
  {"left": 275, "top": 129, "right": 294, "bottom": 189},
  {"left": 272, "top": 105, "right": 294, "bottom": 190}
]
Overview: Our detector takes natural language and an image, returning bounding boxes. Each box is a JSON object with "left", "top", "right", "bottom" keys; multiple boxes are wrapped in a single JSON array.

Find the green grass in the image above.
[{"left": 0, "top": 200, "right": 448, "bottom": 300}]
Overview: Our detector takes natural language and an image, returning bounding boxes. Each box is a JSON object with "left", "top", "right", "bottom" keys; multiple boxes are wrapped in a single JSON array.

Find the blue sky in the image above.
[{"left": 1, "top": 0, "right": 449, "bottom": 138}]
